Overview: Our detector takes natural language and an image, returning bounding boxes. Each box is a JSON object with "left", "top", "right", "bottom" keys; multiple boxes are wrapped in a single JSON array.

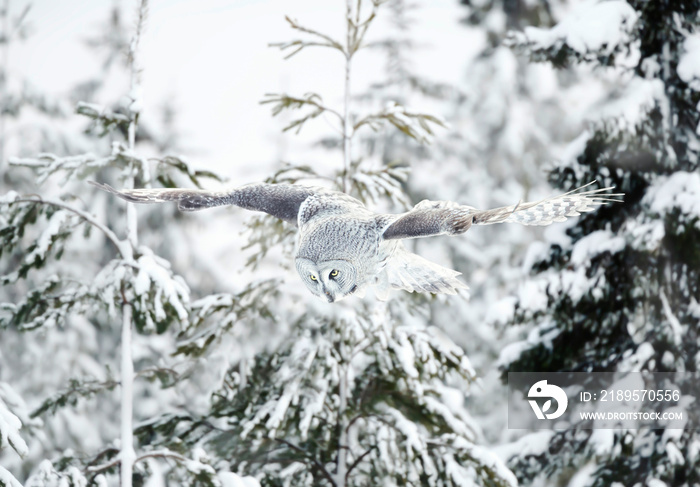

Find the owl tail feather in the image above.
[{"left": 383, "top": 247, "right": 468, "bottom": 296}]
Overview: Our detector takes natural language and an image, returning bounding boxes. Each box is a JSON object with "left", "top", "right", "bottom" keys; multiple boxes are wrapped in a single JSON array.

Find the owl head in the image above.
[{"left": 295, "top": 258, "right": 359, "bottom": 303}]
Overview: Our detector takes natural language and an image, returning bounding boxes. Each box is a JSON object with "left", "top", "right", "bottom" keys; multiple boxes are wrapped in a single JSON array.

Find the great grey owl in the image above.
[{"left": 90, "top": 181, "right": 621, "bottom": 303}]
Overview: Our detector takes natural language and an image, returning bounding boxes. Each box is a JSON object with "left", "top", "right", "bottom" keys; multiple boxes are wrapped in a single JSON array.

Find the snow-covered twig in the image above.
[
  {"left": 341, "top": 0, "right": 353, "bottom": 195},
  {"left": 275, "top": 438, "right": 337, "bottom": 487},
  {"left": 7, "top": 197, "right": 128, "bottom": 259},
  {"left": 87, "top": 449, "right": 188, "bottom": 474},
  {"left": 134, "top": 366, "right": 180, "bottom": 381},
  {"left": 659, "top": 289, "right": 683, "bottom": 346},
  {"left": 0, "top": 466, "right": 23, "bottom": 487},
  {"left": 344, "top": 446, "right": 374, "bottom": 480}
]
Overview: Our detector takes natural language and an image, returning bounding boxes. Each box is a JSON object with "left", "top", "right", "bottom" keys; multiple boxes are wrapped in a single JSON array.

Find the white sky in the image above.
[{"left": 17, "top": 0, "right": 477, "bottom": 180}]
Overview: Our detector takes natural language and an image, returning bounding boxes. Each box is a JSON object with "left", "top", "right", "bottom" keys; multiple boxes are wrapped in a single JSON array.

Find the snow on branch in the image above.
[
  {"left": 86, "top": 445, "right": 239, "bottom": 486},
  {"left": 11, "top": 151, "right": 225, "bottom": 192},
  {"left": 9, "top": 153, "right": 114, "bottom": 185},
  {"left": 132, "top": 248, "right": 189, "bottom": 328},
  {"left": 0, "top": 276, "right": 95, "bottom": 331},
  {"left": 217, "top": 472, "right": 261, "bottom": 487},
  {"left": 0, "top": 394, "right": 28, "bottom": 458},
  {"left": 349, "top": 160, "right": 411, "bottom": 208},
  {"left": 86, "top": 448, "right": 187, "bottom": 474},
  {"left": 189, "top": 308, "right": 512, "bottom": 485},
  {"left": 645, "top": 171, "right": 700, "bottom": 224},
  {"left": 31, "top": 377, "right": 119, "bottom": 418},
  {"left": 659, "top": 290, "right": 684, "bottom": 347},
  {"left": 10, "top": 150, "right": 138, "bottom": 186},
  {"left": 76, "top": 101, "right": 130, "bottom": 135},
  {"left": 176, "top": 280, "right": 280, "bottom": 358},
  {"left": 507, "top": 0, "right": 639, "bottom": 66},
  {"left": 365, "top": 406, "right": 516, "bottom": 486},
  {"left": 177, "top": 283, "right": 278, "bottom": 356},
  {"left": 678, "top": 33, "right": 700, "bottom": 90},
  {"left": 0, "top": 466, "right": 23, "bottom": 487},
  {"left": 0, "top": 194, "right": 127, "bottom": 271},
  {"left": 0, "top": 206, "right": 78, "bottom": 285},
  {"left": 23, "top": 460, "right": 88, "bottom": 487},
  {"left": 0, "top": 193, "right": 192, "bottom": 334},
  {"left": 93, "top": 248, "right": 191, "bottom": 334},
  {"left": 9, "top": 144, "right": 159, "bottom": 187}
]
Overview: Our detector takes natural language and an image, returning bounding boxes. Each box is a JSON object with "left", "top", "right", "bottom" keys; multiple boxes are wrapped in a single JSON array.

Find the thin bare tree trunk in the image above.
[
  {"left": 335, "top": 3, "right": 356, "bottom": 485},
  {"left": 121, "top": 2, "right": 148, "bottom": 485},
  {"left": 0, "top": 0, "right": 10, "bottom": 170},
  {"left": 120, "top": 301, "right": 136, "bottom": 487},
  {"left": 341, "top": 0, "right": 353, "bottom": 195}
]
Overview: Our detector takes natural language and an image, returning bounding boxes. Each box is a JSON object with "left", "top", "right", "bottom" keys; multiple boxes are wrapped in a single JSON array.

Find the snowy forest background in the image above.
[{"left": 1, "top": 0, "right": 699, "bottom": 486}]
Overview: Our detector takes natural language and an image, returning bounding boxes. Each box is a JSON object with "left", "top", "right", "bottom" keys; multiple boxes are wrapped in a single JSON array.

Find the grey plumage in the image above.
[{"left": 90, "top": 180, "right": 622, "bottom": 302}]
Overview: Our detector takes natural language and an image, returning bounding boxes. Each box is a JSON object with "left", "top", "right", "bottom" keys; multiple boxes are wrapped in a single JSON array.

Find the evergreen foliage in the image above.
[
  {"left": 4, "top": 0, "right": 695, "bottom": 486},
  {"left": 0, "top": 1, "right": 516, "bottom": 486},
  {"left": 499, "top": 1, "right": 700, "bottom": 486},
  {"left": 0, "top": 1, "right": 225, "bottom": 485},
  {"left": 133, "top": 2, "right": 515, "bottom": 486}
]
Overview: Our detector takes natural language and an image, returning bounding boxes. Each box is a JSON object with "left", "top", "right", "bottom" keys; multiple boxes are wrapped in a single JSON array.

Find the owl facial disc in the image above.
[{"left": 295, "top": 258, "right": 358, "bottom": 303}]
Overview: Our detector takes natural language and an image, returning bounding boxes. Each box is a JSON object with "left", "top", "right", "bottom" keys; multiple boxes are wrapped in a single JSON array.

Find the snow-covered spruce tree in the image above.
[
  {"left": 497, "top": 1, "right": 700, "bottom": 486},
  {"left": 399, "top": 0, "right": 579, "bottom": 448},
  {"left": 0, "top": 1, "right": 234, "bottom": 485},
  {"left": 0, "top": 0, "right": 71, "bottom": 174},
  {"left": 446, "top": 0, "right": 577, "bottom": 341},
  {"left": 134, "top": 2, "right": 515, "bottom": 486},
  {"left": 0, "top": 2, "right": 85, "bottom": 485},
  {"left": 74, "top": 1, "right": 226, "bottom": 293}
]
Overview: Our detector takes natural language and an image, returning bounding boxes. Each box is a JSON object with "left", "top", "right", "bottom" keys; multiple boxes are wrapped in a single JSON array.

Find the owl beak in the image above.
[{"left": 324, "top": 289, "right": 335, "bottom": 303}]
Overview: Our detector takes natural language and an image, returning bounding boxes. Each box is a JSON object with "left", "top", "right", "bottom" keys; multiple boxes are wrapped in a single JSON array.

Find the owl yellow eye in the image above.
[
  {"left": 330, "top": 269, "right": 339, "bottom": 278},
  {"left": 310, "top": 274, "right": 317, "bottom": 281}
]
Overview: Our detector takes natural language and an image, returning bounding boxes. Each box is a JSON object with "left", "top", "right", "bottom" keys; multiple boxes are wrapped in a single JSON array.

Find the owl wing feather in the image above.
[
  {"left": 381, "top": 245, "right": 468, "bottom": 296},
  {"left": 89, "top": 181, "right": 319, "bottom": 226},
  {"left": 382, "top": 182, "right": 623, "bottom": 240}
]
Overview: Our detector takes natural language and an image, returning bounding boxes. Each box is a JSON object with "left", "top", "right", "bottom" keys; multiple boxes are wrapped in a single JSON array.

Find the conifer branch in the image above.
[
  {"left": 344, "top": 446, "right": 374, "bottom": 480},
  {"left": 85, "top": 457, "right": 123, "bottom": 474},
  {"left": 134, "top": 366, "right": 180, "bottom": 381},
  {"left": 274, "top": 438, "right": 338, "bottom": 487},
  {"left": 86, "top": 449, "right": 188, "bottom": 474},
  {"left": 10, "top": 152, "right": 126, "bottom": 185},
  {"left": 135, "top": 449, "right": 187, "bottom": 464},
  {"left": 6, "top": 197, "right": 127, "bottom": 258},
  {"left": 31, "top": 378, "right": 120, "bottom": 418},
  {"left": 261, "top": 93, "right": 344, "bottom": 133},
  {"left": 271, "top": 16, "right": 345, "bottom": 57},
  {"left": 353, "top": 103, "right": 446, "bottom": 143}
]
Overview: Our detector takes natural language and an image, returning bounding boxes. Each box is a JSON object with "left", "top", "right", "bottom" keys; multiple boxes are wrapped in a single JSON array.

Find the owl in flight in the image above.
[{"left": 91, "top": 181, "right": 621, "bottom": 303}]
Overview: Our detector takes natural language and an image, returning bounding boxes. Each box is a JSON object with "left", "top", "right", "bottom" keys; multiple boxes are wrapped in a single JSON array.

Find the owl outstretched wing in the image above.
[
  {"left": 89, "top": 181, "right": 319, "bottom": 226},
  {"left": 382, "top": 182, "right": 623, "bottom": 240}
]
